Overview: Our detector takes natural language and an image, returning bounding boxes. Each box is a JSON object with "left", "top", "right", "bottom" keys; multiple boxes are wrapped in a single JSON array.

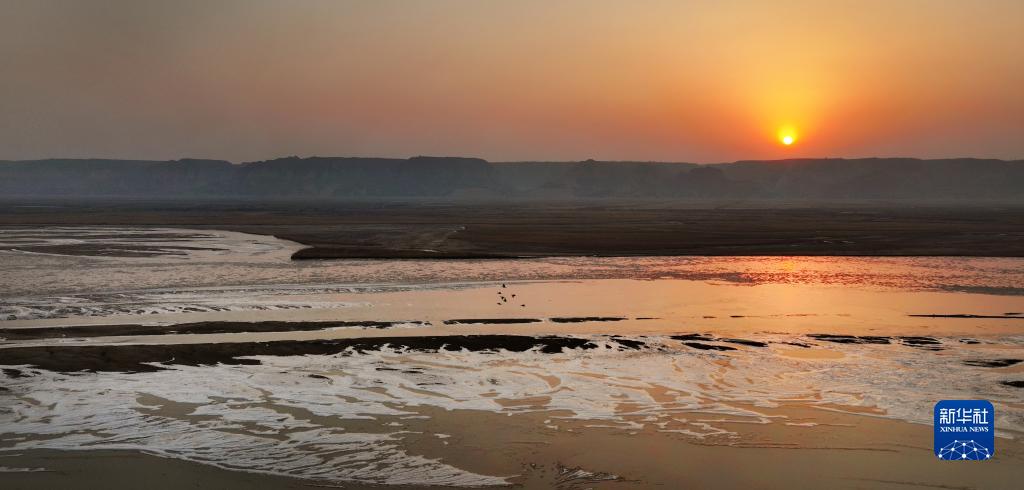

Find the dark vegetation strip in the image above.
[
  {"left": 442, "top": 318, "right": 542, "bottom": 325},
  {"left": 0, "top": 320, "right": 429, "bottom": 340},
  {"left": 908, "top": 314, "right": 1024, "bottom": 320},
  {"left": 808, "top": 334, "right": 946, "bottom": 350},
  {"left": 669, "top": 333, "right": 766, "bottom": 348},
  {"left": 549, "top": 317, "right": 627, "bottom": 323},
  {"left": 963, "top": 359, "right": 1022, "bottom": 368},
  {"left": 680, "top": 342, "right": 737, "bottom": 351},
  {"left": 807, "top": 334, "right": 892, "bottom": 344},
  {"left": 0, "top": 335, "right": 601, "bottom": 373}
]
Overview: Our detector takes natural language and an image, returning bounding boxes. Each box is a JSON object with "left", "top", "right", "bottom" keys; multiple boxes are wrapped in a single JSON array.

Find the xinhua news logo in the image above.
[{"left": 934, "top": 400, "right": 994, "bottom": 460}]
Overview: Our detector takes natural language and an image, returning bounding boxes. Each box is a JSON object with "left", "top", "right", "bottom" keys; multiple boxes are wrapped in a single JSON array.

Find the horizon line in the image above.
[{"left": 4, "top": 155, "right": 1023, "bottom": 166}]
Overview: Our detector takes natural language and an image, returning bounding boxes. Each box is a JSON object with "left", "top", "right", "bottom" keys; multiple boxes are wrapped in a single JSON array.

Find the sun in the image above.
[{"left": 777, "top": 127, "right": 798, "bottom": 146}]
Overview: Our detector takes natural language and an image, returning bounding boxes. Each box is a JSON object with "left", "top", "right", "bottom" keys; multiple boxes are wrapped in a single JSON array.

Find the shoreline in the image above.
[{"left": 2, "top": 201, "right": 1023, "bottom": 257}]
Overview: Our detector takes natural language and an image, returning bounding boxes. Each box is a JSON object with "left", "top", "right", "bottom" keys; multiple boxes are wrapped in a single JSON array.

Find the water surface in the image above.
[{"left": 1, "top": 226, "right": 1022, "bottom": 486}]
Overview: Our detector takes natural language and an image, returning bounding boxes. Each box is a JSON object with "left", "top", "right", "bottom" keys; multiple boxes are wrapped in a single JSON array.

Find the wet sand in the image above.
[
  {"left": 3, "top": 405, "right": 1023, "bottom": 489},
  {"left": 4, "top": 333, "right": 1023, "bottom": 487},
  {"left": 0, "top": 450, "right": 329, "bottom": 490}
]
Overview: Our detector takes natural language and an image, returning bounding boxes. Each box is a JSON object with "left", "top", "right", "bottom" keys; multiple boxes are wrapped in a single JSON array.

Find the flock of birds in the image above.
[{"left": 496, "top": 283, "right": 526, "bottom": 307}]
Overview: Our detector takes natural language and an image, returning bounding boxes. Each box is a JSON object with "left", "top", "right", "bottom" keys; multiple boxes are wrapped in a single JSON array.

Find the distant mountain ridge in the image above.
[{"left": 2, "top": 156, "right": 1022, "bottom": 201}]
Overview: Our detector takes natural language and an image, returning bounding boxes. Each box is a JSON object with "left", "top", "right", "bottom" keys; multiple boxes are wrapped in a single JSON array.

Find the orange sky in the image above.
[{"left": 1, "top": 0, "right": 1022, "bottom": 162}]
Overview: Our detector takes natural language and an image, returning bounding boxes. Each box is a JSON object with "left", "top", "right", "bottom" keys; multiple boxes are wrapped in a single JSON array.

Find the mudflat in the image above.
[
  {"left": 3, "top": 406, "right": 1022, "bottom": 489},
  {"left": 2, "top": 199, "right": 1023, "bottom": 257}
]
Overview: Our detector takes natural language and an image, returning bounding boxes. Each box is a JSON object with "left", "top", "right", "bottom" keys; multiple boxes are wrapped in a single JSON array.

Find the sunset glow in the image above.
[
  {"left": 778, "top": 128, "right": 798, "bottom": 147},
  {"left": 0, "top": 1, "right": 1022, "bottom": 162}
]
